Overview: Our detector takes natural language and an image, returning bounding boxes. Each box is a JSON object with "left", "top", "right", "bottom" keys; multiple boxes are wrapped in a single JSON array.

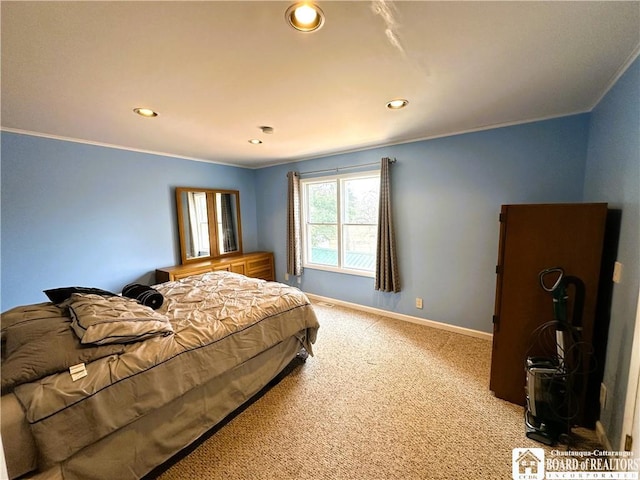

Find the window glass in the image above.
[
  {"left": 307, "top": 181, "right": 337, "bottom": 223},
  {"left": 343, "top": 177, "right": 379, "bottom": 224},
  {"left": 308, "top": 225, "right": 338, "bottom": 266},
  {"left": 302, "top": 171, "right": 380, "bottom": 276},
  {"left": 343, "top": 224, "right": 377, "bottom": 271}
]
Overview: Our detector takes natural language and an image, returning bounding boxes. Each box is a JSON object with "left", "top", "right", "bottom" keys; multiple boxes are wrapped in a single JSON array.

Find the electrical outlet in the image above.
[
  {"left": 600, "top": 383, "right": 607, "bottom": 410},
  {"left": 416, "top": 298, "right": 423, "bottom": 309},
  {"left": 613, "top": 262, "right": 623, "bottom": 284},
  {"left": 624, "top": 434, "right": 633, "bottom": 452}
]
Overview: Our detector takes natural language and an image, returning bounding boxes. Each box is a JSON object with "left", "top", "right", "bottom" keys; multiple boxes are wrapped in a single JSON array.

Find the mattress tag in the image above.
[{"left": 69, "top": 363, "right": 87, "bottom": 381}]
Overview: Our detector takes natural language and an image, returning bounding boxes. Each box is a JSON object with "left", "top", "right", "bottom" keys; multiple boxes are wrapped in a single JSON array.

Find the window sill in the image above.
[{"left": 303, "top": 263, "right": 375, "bottom": 278}]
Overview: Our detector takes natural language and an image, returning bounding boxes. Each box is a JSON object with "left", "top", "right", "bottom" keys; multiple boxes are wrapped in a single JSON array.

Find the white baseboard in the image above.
[
  {"left": 305, "top": 293, "right": 493, "bottom": 341},
  {"left": 596, "top": 421, "right": 613, "bottom": 450}
]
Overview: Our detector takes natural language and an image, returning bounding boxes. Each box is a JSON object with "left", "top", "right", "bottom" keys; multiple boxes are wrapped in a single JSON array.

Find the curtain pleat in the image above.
[
  {"left": 287, "top": 171, "right": 303, "bottom": 276},
  {"left": 375, "top": 158, "right": 400, "bottom": 292}
]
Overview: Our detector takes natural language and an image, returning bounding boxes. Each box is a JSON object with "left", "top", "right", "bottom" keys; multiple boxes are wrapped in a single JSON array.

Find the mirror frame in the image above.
[{"left": 175, "top": 187, "right": 243, "bottom": 264}]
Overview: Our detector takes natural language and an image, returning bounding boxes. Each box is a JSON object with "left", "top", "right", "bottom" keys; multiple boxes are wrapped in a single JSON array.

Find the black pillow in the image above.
[
  {"left": 44, "top": 286, "right": 116, "bottom": 304},
  {"left": 121, "top": 283, "right": 164, "bottom": 310}
]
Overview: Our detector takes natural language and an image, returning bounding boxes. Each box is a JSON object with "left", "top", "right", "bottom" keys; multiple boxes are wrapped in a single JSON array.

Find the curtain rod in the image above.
[{"left": 297, "top": 158, "right": 396, "bottom": 177}]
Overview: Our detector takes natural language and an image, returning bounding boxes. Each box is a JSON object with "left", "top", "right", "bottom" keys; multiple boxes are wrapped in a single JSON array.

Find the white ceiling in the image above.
[{"left": 2, "top": 1, "right": 639, "bottom": 168}]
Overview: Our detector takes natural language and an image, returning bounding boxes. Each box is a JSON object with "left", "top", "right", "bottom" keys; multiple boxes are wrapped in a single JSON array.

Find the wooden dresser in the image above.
[{"left": 156, "top": 251, "right": 275, "bottom": 283}]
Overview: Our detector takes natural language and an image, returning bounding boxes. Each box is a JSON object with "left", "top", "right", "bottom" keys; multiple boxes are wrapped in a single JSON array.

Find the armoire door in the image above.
[{"left": 489, "top": 203, "right": 607, "bottom": 426}]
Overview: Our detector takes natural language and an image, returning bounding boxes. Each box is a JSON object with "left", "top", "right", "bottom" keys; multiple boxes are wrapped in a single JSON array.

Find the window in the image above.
[{"left": 301, "top": 171, "right": 380, "bottom": 276}]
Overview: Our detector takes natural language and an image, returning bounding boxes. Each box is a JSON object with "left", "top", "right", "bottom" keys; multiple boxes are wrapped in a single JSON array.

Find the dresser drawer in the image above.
[
  {"left": 249, "top": 268, "right": 274, "bottom": 281},
  {"left": 156, "top": 252, "right": 274, "bottom": 283},
  {"left": 173, "top": 265, "right": 212, "bottom": 280},
  {"left": 246, "top": 256, "right": 274, "bottom": 281},
  {"left": 230, "top": 262, "right": 246, "bottom": 275},
  {"left": 246, "top": 256, "right": 272, "bottom": 272}
]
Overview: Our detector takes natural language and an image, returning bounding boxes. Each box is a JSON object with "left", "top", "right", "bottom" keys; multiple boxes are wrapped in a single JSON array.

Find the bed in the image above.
[{"left": 1, "top": 271, "right": 319, "bottom": 479}]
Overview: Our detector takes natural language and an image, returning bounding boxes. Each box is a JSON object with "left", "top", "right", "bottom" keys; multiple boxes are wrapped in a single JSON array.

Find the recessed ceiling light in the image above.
[
  {"left": 133, "top": 107, "right": 158, "bottom": 117},
  {"left": 249, "top": 139, "right": 263, "bottom": 145},
  {"left": 386, "top": 99, "right": 409, "bottom": 110},
  {"left": 286, "top": 2, "right": 325, "bottom": 32}
]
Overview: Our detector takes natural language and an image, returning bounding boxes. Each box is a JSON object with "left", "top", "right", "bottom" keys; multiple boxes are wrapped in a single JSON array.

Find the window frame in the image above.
[{"left": 300, "top": 169, "right": 380, "bottom": 277}]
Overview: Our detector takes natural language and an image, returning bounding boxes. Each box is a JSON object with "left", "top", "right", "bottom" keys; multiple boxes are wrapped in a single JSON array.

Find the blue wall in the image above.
[
  {"left": 256, "top": 115, "right": 590, "bottom": 333},
  {"left": 583, "top": 57, "right": 640, "bottom": 449},
  {"left": 2, "top": 115, "right": 590, "bottom": 326},
  {"left": 0, "top": 133, "right": 258, "bottom": 309}
]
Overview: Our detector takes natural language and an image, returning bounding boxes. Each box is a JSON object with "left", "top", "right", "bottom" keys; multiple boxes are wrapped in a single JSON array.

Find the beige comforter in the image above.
[{"left": 7, "top": 272, "right": 319, "bottom": 468}]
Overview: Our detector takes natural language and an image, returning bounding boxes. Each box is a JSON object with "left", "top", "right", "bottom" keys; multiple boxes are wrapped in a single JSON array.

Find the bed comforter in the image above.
[{"left": 1, "top": 271, "right": 319, "bottom": 474}]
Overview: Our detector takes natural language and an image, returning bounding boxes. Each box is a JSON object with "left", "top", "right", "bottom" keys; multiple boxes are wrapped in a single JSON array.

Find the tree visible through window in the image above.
[{"left": 302, "top": 171, "right": 380, "bottom": 275}]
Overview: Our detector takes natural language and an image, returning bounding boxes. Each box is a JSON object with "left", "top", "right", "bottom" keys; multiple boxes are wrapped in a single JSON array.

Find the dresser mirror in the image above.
[{"left": 176, "top": 187, "right": 243, "bottom": 263}]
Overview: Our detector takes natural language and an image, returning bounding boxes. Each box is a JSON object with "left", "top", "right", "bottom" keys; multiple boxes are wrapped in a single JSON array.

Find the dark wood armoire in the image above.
[{"left": 489, "top": 203, "right": 609, "bottom": 428}]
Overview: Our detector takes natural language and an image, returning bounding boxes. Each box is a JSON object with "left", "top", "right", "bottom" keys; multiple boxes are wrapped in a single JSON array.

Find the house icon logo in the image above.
[{"left": 512, "top": 448, "right": 545, "bottom": 480}]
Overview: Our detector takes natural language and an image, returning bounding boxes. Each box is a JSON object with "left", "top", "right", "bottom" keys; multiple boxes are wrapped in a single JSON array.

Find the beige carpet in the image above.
[{"left": 152, "top": 302, "right": 599, "bottom": 480}]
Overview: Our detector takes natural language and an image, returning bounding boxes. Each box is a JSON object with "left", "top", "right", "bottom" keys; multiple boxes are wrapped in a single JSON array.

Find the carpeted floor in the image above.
[{"left": 150, "top": 302, "right": 600, "bottom": 479}]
